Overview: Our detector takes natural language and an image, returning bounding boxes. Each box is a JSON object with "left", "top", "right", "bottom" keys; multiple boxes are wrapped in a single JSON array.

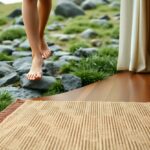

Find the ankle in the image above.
[{"left": 32, "top": 53, "right": 42, "bottom": 59}]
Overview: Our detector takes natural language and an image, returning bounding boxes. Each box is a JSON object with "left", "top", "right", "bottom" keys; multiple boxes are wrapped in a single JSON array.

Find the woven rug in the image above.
[{"left": 0, "top": 101, "right": 150, "bottom": 150}]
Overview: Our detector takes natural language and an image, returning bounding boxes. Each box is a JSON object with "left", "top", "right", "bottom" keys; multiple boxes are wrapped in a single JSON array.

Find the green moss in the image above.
[
  {"left": 0, "top": 91, "right": 13, "bottom": 111},
  {"left": 0, "top": 53, "right": 14, "bottom": 61},
  {"left": 0, "top": 17, "right": 8, "bottom": 26},
  {"left": 72, "top": 52, "right": 117, "bottom": 86},
  {"left": 0, "top": 27, "right": 26, "bottom": 42},
  {"left": 111, "top": 26, "right": 119, "bottom": 39},
  {"left": 74, "top": 71, "right": 106, "bottom": 86},
  {"left": 69, "top": 41, "right": 90, "bottom": 53},
  {"left": 44, "top": 80, "right": 64, "bottom": 96}
]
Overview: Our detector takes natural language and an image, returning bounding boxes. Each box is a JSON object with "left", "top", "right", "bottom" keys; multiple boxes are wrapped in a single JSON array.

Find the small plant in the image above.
[
  {"left": 0, "top": 17, "right": 7, "bottom": 26},
  {"left": 0, "top": 53, "right": 14, "bottom": 61},
  {"left": 44, "top": 80, "right": 64, "bottom": 96},
  {"left": 111, "top": 26, "right": 119, "bottom": 39},
  {"left": 74, "top": 70, "right": 106, "bottom": 86},
  {"left": 69, "top": 41, "right": 90, "bottom": 53},
  {"left": 0, "top": 27, "right": 26, "bottom": 42},
  {"left": 60, "top": 64, "right": 73, "bottom": 74},
  {"left": 0, "top": 91, "right": 13, "bottom": 111}
]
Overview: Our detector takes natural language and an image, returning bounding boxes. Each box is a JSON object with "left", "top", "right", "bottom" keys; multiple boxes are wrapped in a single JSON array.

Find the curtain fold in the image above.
[{"left": 117, "top": 0, "right": 150, "bottom": 72}]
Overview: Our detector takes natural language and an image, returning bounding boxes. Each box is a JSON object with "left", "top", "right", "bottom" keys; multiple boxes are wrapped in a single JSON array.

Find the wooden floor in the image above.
[{"left": 32, "top": 72, "right": 150, "bottom": 102}]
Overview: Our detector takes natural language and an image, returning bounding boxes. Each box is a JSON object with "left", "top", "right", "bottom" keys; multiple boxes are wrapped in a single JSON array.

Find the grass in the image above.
[
  {"left": 60, "top": 47, "right": 118, "bottom": 86},
  {"left": 0, "top": 27, "right": 26, "bottom": 42},
  {"left": 0, "top": 53, "right": 15, "bottom": 61},
  {"left": 0, "top": 91, "right": 13, "bottom": 111},
  {"left": 44, "top": 80, "right": 64, "bottom": 96},
  {"left": 69, "top": 40, "right": 90, "bottom": 53}
]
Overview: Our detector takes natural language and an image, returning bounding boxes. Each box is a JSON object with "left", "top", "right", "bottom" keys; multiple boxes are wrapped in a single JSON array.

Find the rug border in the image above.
[{"left": 0, "top": 99, "right": 25, "bottom": 123}]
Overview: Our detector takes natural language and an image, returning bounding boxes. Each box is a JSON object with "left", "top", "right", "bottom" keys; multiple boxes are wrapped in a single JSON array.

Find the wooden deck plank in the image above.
[{"left": 31, "top": 72, "right": 150, "bottom": 102}]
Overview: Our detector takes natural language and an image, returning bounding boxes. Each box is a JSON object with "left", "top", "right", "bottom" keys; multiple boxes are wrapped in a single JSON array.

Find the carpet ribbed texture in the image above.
[{"left": 0, "top": 101, "right": 150, "bottom": 150}]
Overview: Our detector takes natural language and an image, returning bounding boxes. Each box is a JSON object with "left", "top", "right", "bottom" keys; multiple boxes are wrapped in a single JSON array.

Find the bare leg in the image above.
[
  {"left": 22, "top": 0, "right": 43, "bottom": 80},
  {"left": 38, "top": 0, "right": 52, "bottom": 59}
]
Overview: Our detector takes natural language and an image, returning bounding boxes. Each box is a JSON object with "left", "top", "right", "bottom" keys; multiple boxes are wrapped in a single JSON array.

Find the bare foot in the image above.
[
  {"left": 40, "top": 39, "right": 52, "bottom": 59},
  {"left": 27, "top": 54, "right": 43, "bottom": 80}
]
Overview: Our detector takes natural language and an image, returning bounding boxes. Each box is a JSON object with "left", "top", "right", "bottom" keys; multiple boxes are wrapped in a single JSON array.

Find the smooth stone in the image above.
[
  {"left": 12, "top": 51, "right": 32, "bottom": 57},
  {"left": 13, "top": 57, "right": 32, "bottom": 69},
  {"left": 0, "top": 62, "right": 16, "bottom": 77},
  {"left": 81, "top": 1, "right": 96, "bottom": 10},
  {"left": 20, "top": 74, "right": 57, "bottom": 91},
  {"left": 0, "top": 72, "right": 19, "bottom": 86},
  {"left": 0, "top": 87, "right": 41, "bottom": 100},
  {"left": 55, "top": 2, "right": 85, "bottom": 18},
  {"left": 75, "top": 47, "right": 98, "bottom": 57},
  {"left": 8, "top": 9, "right": 22, "bottom": 18},
  {"left": 61, "top": 74, "right": 82, "bottom": 91},
  {"left": 81, "top": 28, "right": 98, "bottom": 39},
  {"left": 0, "top": 45, "right": 14, "bottom": 55},
  {"left": 59, "top": 55, "right": 81, "bottom": 61}
]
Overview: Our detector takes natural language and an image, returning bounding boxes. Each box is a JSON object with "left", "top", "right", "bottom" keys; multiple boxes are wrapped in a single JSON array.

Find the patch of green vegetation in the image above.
[
  {"left": 69, "top": 41, "right": 90, "bottom": 53},
  {"left": 0, "top": 53, "right": 14, "bottom": 61},
  {"left": 44, "top": 80, "right": 64, "bottom": 96},
  {"left": 63, "top": 25, "right": 86, "bottom": 34},
  {"left": 0, "top": 27, "right": 26, "bottom": 42},
  {"left": 0, "top": 3, "right": 21, "bottom": 17},
  {"left": 0, "top": 91, "right": 13, "bottom": 111},
  {"left": 111, "top": 26, "right": 119, "bottom": 39},
  {"left": 15, "top": 47, "right": 30, "bottom": 51},
  {"left": 75, "top": 70, "right": 106, "bottom": 86},
  {"left": 59, "top": 63, "right": 74, "bottom": 74},
  {"left": 51, "top": 55, "right": 60, "bottom": 61},
  {"left": 98, "top": 47, "right": 118, "bottom": 57},
  {"left": 71, "top": 48, "right": 118, "bottom": 85},
  {"left": 0, "top": 17, "right": 8, "bottom": 26}
]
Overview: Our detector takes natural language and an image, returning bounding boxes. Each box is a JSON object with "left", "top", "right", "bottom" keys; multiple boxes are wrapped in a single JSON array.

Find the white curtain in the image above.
[{"left": 117, "top": 0, "right": 150, "bottom": 72}]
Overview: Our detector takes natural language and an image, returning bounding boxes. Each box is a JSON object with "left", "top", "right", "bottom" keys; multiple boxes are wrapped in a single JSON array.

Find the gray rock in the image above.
[
  {"left": 114, "top": 13, "right": 120, "bottom": 20},
  {"left": 53, "top": 51, "right": 70, "bottom": 57},
  {"left": 47, "top": 22, "right": 64, "bottom": 31},
  {"left": 93, "top": 0, "right": 110, "bottom": 4},
  {"left": 62, "top": 74, "right": 82, "bottom": 91},
  {"left": 91, "top": 39, "right": 102, "bottom": 47},
  {"left": 51, "top": 33, "right": 76, "bottom": 41},
  {"left": 90, "top": 19, "right": 112, "bottom": 28},
  {"left": 12, "top": 51, "right": 32, "bottom": 57},
  {"left": 75, "top": 47, "right": 98, "bottom": 57},
  {"left": 58, "top": 0, "right": 85, "bottom": 5},
  {"left": 55, "top": 2, "right": 85, "bottom": 18},
  {"left": 109, "top": 2, "right": 120, "bottom": 8},
  {"left": 20, "top": 74, "right": 57, "bottom": 91},
  {"left": 44, "top": 60, "right": 69, "bottom": 76},
  {"left": 0, "top": 62, "right": 16, "bottom": 77},
  {"left": 59, "top": 55, "right": 81, "bottom": 61},
  {"left": 8, "top": 9, "right": 22, "bottom": 18},
  {"left": 0, "top": 87, "right": 41, "bottom": 100},
  {"left": 111, "top": 39, "right": 119, "bottom": 45},
  {"left": 15, "top": 16, "right": 24, "bottom": 25},
  {"left": 81, "top": 28, "right": 97, "bottom": 39},
  {"left": 16, "top": 63, "right": 31, "bottom": 75},
  {"left": 2, "top": 40, "right": 13, "bottom": 45},
  {"left": 100, "top": 15, "right": 111, "bottom": 20},
  {"left": 0, "top": 45, "right": 14, "bottom": 55},
  {"left": 13, "top": 57, "right": 32, "bottom": 69},
  {"left": 49, "top": 45, "right": 63, "bottom": 52},
  {"left": 0, "top": 72, "right": 19, "bottom": 86},
  {"left": 19, "top": 39, "right": 30, "bottom": 50},
  {"left": 81, "top": 1, "right": 96, "bottom": 10},
  {"left": 12, "top": 39, "right": 21, "bottom": 47}
]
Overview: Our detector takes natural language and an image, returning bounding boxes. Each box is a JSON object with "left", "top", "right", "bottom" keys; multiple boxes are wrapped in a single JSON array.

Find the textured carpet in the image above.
[{"left": 0, "top": 101, "right": 150, "bottom": 150}]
